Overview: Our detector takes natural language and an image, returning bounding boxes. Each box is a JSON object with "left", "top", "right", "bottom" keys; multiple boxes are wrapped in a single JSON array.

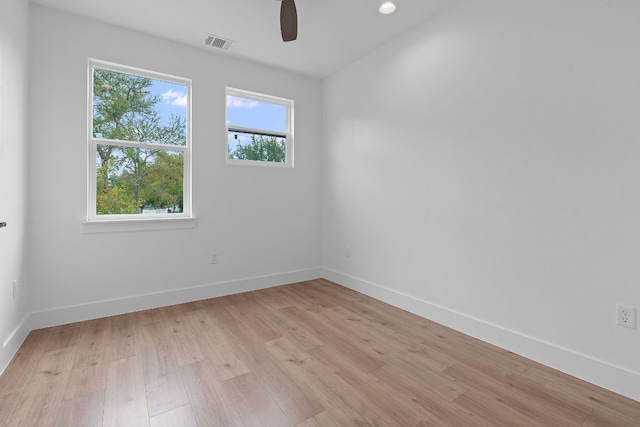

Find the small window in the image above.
[
  {"left": 226, "top": 88, "right": 294, "bottom": 167},
  {"left": 88, "top": 60, "right": 191, "bottom": 221}
]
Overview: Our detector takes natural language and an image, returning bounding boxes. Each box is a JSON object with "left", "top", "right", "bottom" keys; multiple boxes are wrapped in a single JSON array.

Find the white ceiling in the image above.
[{"left": 30, "top": 0, "right": 456, "bottom": 79}]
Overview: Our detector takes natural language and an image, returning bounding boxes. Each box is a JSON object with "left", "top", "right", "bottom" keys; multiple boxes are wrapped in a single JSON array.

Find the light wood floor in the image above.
[{"left": 1, "top": 279, "right": 639, "bottom": 426}]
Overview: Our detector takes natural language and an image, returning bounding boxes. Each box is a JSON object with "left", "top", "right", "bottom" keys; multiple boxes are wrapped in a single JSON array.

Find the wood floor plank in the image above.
[
  {"left": 149, "top": 404, "right": 197, "bottom": 427},
  {"left": 28, "top": 346, "right": 77, "bottom": 426},
  {"left": 1, "top": 279, "right": 639, "bottom": 426},
  {"left": 168, "top": 315, "right": 205, "bottom": 368},
  {"left": 43, "top": 322, "right": 84, "bottom": 353},
  {"left": 279, "top": 305, "right": 385, "bottom": 373},
  {"left": 180, "top": 360, "right": 246, "bottom": 426},
  {"left": 182, "top": 310, "right": 251, "bottom": 381},
  {"left": 294, "top": 409, "right": 344, "bottom": 427},
  {"left": 582, "top": 406, "right": 640, "bottom": 427},
  {"left": 443, "top": 362, "right": 589, "bottom": 425},
  {"left": 222, "top": 293, "right": 283, "bottom": 343},
  {"left": 73, "top": 317, "right": 112, "bottom": 370},
  {"left": 275, "top": 349, "right": 393, "bottom": 426},
  {"left": 376, "top": 356, "right": 467, "bottom": 402},
  {"left": 263, "top": 335, "right": 394, "bottom": 426},
  {"left": 265, "top": 307, "right": 325, "bottom": 352},
  {"left": 241, "top": 291, "right": 324, "bottom": 351},
  {"left": 0, "top": 329, "right": 53, "bottom": 395},
  {"left": 320, "top": 304, "right": 395, "bottom": 357},
  {"left": 55, "top": 389, "right": 105, "bottom": 427},
  {"left": 263, "top": 336, "right": 314, "bottom": 367},
  {"left": 131, "top": 307, "right": 164, "bottom": 325},
  {"left": 208, "top": 301, "right": 325, "bottom": 425},
  {"left": 0, "top": 391, "right": 23, "bottom": 427},
  {"left": 108, "top": 313, "right": 139, "bottom": 362},
  {"left": 103, "top": 355, "right": 149, "bottom": 427},
  {"left": 223, "top": 371, "right": 291, "bottom": 427},
  {"left": 308, "top": 346, "right": 437, "bottom": 426},
  {"left": 184, "top": 307, "right": 233, "bottom": 347},
  {"left": 452, "top": 390, "right": 547, "bottom": 427},
  {"left": 369, "top": 364, "right": 482, "bottom": 426},
  {"left": 252, "top": 355, "right": 325, "bottom": 425},
  {"left": 63, "top": 362, "right": 108, "bottom": 400},
  {"left": 138, "top": 322, "right": 190, "bottom": 417},
  {"left": 250, "top": 286, "right": 293, "bottom": 311},
  {"left": 521, "top": 364, "right": 640, "bottom": 421}
]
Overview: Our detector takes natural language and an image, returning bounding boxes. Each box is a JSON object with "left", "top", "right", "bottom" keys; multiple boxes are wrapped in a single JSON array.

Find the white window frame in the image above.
[
  {"left": 85, "top": 59, "right": 193, "bottom": 230},
  {"left": 225, "top": 87, "right": 294, "bottom": 168}
]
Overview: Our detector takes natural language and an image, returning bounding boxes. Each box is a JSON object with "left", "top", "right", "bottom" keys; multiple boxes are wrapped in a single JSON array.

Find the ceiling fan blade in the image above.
[{"left": 280, "top": 0, "right": 298, "bottom": 42}]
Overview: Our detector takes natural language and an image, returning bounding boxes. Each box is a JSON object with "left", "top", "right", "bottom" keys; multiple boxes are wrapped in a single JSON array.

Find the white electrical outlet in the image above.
[
  {"left": 210, "top": 252, "right": 219, "bottom": 264},
  {"left": 12, "top": 280, "right": 18, "bottom": 299},
  {"left": 616, "top": 304, "right": 636, "bottom": 329},
  {"left": 345, "top": 246, "right": 351, "bottom": 258}
]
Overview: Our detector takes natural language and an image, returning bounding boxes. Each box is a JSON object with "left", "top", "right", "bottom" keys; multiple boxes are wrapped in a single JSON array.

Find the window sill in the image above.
[
  {"left": 226, "top": 158, "right": 293, "bottom": 168},
  {"left": 82, "top": 217, "right": 197, "bottom": 234}
]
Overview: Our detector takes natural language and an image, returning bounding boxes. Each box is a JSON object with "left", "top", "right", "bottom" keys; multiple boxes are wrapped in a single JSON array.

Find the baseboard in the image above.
[
  {"left": 1, "top": 313, "right": 32, "bottom": 378},
  {"left": 29, "top": 267, "right": 322, "bottom": 330},
  {"left": 322, "top": 267, "right": 640, "bottom": 403},
  {"left": 1, "top": 267, "right": 321, "bottom": 377}
]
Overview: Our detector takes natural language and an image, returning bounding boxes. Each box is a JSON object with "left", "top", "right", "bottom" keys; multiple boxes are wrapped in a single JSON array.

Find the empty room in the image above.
[{"left": 1, "top": 0, "right": 639, "bottom": 425}]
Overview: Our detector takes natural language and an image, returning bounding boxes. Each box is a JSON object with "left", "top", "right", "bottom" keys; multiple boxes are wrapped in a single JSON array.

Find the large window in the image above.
[
  {"left": 88, "top": 60, "right": 191, "bottom": 221},
  {"left": 226, "top": 87, "right": 293, "bottom": 167}
]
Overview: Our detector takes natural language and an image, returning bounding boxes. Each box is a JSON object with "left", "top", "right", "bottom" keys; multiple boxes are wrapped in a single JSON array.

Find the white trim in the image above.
[
  {"left": 322, "top": 267, "right": 640, "bottom": 403},
  {"left": 89, "top": 59, "right": 191, "bottom": 85},
  {"left": 82, "top": 216, "right": 197, "bottom": 233},
  {"left": 2, "top": 314, "right": 29, "bottom": 350},
  {"left": 226, "top": 87, "right": 292, "bottom": 107},
  {"left": 225, "top": 158, "right": 292, "bottom": 169},
  {"left": 1, "top": 313, "right": 31, "bottom": 378}
]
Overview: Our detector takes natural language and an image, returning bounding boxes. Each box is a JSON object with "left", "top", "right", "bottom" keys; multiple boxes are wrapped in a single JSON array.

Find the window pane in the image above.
[
  {"left": 227, "top": 130, "right": 286, "bottom": 163},
  {"left": 93, "top": 68, "right": 187, "bottom": 146},
  {"left": 96, "top": 145, "right": 184, "bottom": 215},
  {"left": 226, "top": 95, "right": 286, "bottom": 132}
]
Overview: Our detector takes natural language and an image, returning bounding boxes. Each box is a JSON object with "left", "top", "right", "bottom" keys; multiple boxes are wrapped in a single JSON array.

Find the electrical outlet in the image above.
[
  {"left": 616, "top": 304, "right": 636, "bottom": 329},
  {"left": 12, "top": 280, "right": 18, "bottom": 299},
  {"left": 210, "top": 252, "right": 219, "bottom": 265},
  {"left": 345, "top": 246, "right": 351, "bottom": 258}
]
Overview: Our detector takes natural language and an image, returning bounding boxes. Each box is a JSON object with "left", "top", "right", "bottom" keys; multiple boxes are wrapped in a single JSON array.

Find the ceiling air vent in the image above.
[{"left": 204, "top": 34, "right": 234, "bottom": 51}]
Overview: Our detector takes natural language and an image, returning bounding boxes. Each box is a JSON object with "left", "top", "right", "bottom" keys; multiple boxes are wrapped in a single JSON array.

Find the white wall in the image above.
[
  {"left": 323, "top": 0, "right": 640, "bottom": 400},
  {"left": 0, "top": 0, "right": 30, "bottom": 373},
  {"left": 26, "top": 6, "right": 322, "bottom": 325}
]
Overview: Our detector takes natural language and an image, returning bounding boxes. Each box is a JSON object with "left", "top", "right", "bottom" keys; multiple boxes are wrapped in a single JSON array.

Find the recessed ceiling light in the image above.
[{"left": 379, "top": 1, "right": 397, "bottom": 14}]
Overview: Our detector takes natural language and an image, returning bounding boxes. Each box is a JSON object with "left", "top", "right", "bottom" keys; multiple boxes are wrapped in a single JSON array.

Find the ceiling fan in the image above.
[{"left": 280, "top": 0, "right": 298, "bottom": 42}]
